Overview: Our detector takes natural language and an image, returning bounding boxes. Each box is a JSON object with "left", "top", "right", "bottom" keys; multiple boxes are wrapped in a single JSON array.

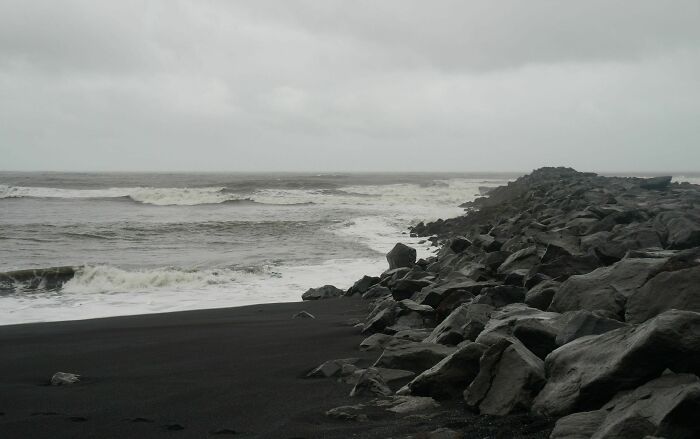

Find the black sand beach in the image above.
[{"left": 0, "top": 298, "right": 382, "bottom": 438}]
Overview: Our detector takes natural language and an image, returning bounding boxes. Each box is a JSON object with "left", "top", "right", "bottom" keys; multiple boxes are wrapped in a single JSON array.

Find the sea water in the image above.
[{"left": 0, "top": 172, "right": 517, "bottom": 324}]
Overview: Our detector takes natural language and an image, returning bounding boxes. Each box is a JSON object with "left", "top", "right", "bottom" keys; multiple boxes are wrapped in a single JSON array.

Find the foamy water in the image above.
[{"left": 0, "top": 172, "right": 513, "bottom": 325}]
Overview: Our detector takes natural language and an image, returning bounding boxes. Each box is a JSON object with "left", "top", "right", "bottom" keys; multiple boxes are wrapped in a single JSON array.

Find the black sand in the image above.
[{"left": 0, "top": 298, "right": 552, "bottom": 438}]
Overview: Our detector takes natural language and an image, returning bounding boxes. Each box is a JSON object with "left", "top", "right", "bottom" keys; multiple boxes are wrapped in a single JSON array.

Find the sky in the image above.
[{"left": 1, "top": 1, "right": 699, "bottom": 173}]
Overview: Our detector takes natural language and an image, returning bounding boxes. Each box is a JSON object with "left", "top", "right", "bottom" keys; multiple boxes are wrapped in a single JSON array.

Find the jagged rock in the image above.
[
  {"left": 423, "top": 303, "right": 493, "bottom": 346},
  {"left": 525, "top": 280, "right": 560, "bottom": 311},
  {"left": 393, "top": 328, "right": 433, "bottom": 342},
  {"left": 464, "top": 339, "right": 545, "bottom": 415},
  {"left": 513, "top": 318, "right": 560, "bottom": 359},
  {"left": 626, "top": 266, "right": 700, "bottom": 324},
  {"left": 384, "top": 396, "right": 440, "bottom": 414},
  {"left": 535, "top": 253, "right": 600, "bottom": 280},
  {"left": 472, "top": 285, "right": 525, "bottom": 308},
  {"left": 475, "top": 304, "right": 561, "bottom": 348},
  {"left": 362, "top": 284, "right": 392, "bottom": 300},
  {"left": 639, "top": 175, "right": 672, "bottom": 190},
  {"left": 306, "top": 358, "right": 360, "bottom": 378},
  {"left": 449, "top": 236, "right": 472, "bottom": 253},
  {"left": 373, "top": 341, "right": 455, "bottom": 374},
  {"left": 387, "top": 243, "right": 417, "bottom": 269},
  {"left": 556, "top": 309, "right": 628, "bottom": 346},
  {"left": 497, "top": 246, "right": 541, "bottom": 276},
  {"left": 301, "top": 285, "right": 344, "bottom": 300},
  {"left": 548, "top": 257, "right": 667, "bottom": 318},
  {"left": 482, "top": 251, "right": 510, "bottom": 270},
  {"left": 403, "top": 342, "right": 486, "bottom": 399},
  {"left": 552, "top": 373, "right": 700, "bottom": 439},
  {"left": 412, "top": 280, "right": 482, "bottom": 309},
  {"left": 472, "top": 234, "right": 502, "bottom": 252},
  {"left": 350, "top": 368, "right": 392, "bottom": 397},
  {"left": 292, "top": 311, "right": 315, "bottom": 319},
  {"left": 347, "top": 275, "right": 380, "bottom": 296},
  {"left": 390, "top": 277, "right": 435, "bottom": 301},
  {"left": 654, "top": 212, "right": 700, "bottom": 250},
  {"left": 360, "top": 333, "right": 404, "bottom": 351},
  {"left": 50, "top": 372, "right": 80, "bottom": 386},
  {"left": 533, "top": 310, "right": 700, "bottom": 417}
]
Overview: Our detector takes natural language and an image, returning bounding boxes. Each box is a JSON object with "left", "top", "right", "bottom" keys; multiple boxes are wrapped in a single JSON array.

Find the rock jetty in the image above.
[{"left": 305, "top": 167, "right": 700, "bottom": 439}]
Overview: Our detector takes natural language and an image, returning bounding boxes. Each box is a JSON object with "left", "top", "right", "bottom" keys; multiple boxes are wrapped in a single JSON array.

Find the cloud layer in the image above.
[{"left": 1, "top": 1, "right": 699, "bottom": 172}]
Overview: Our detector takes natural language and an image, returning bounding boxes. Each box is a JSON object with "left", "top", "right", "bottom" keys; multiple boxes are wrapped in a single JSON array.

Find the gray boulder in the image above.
[
  {"left": 472, "top": 285, "right": 525, "bottom": 308},
  {"left": 525, "top": 280, "right": 560, "bottom": 311},
  {"left": 639, "top": 175, "right": 672, "bottom": 190},
  {"left": 423, "top": 303, "right": 493, "bottom": 346},
  {"left": 373, "top": 341, "right": 455, "bottom": 374},
  {"left": 533, "top": 310, "right": 700, "bottom": 417},
  {"left": 497, "top": 246, "right": 541, "bottom": 276},
  {"left": 556, "top": 310, "right": 628, "bottom": 346},
  {"left": 474, "top": 304, "right": 561, "bottom": 348},
  {"left": 403, "top": 342, "right": 486, "bottom": 399},
  {"left": 387, "top": 243, "right": 417, "bottom": 269},
  {"left": 548, "top": 257, "right": 667, "bottom": 318},
  {"left": 306, "top": 358, "right": 360, "bottom": 378},
  {"left": 350, "top": 367, "right": 392, "bottom": 397},
  {"left": 51, "top": 372, "right": 80, "bottom": 386},
  {"left": 347, "top": 275, "right": 380, "bottom": 296},
  {"left": 626, "top": 266, "right": 700, "bottom": 324},
  {"left": 302, "top": 284, "right": 344, "bottom": 300},
  {"left": 551, "top": 373, "right": 700, "bottom": 439},
  {"left": 464, "top": 339, "right": 545, "bottom": 415}
]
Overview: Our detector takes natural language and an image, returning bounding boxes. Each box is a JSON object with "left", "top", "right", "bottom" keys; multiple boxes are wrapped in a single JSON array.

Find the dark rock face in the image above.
[
  {"left": 639, "top": 175, "right": 673, "bottom": 190},
  {"left": 464, "top": 339, "right": 545, "bottom": 415},
  {"left": 625, "top": 266, "right": 700, "bottom": 324},
  {"left": 524, "top": 280, "right": 560, "bottom": 311},
  {"left": 423, "top": 303, "right": 493, "bottom": 346},
  {"left": 555, "top": 310, "right": 628, "bottom": 346},
  {"left": 448, "top": 236, "right": 472, "bottom": 253},
  {"left": 349, "top": 368, "right": 392, "bottom": 397},
  {"left": 533, "top": 310, "right": 700, "bottom": 417},
  {"left": 551, "top": 373, "right": 700, "bottom": 439},
  {"left": 347, "top": 275, "right": 380, "bottom": 296},
  {"left": 548, "top": 257, "right": 667, "bottom": 318},
  {"left": 301, "top": 285, "right": 345, "bottom": 300},
  {"left": 386, "top": 243, "right": 417, "bottom": 270},
  {"left": 373, "top": 341, "right": 455, "bottom": 374},
  {"left": 404, "top": 342, "right": 486, "bottom": 400}
]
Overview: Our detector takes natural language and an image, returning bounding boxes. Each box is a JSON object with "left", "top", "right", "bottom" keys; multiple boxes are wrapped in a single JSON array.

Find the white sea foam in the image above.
[{"left": 0, "top": 259, "right": 382, "bottom": 325}]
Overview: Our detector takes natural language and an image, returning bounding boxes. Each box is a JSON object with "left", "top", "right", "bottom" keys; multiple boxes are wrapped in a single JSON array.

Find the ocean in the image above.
[{"left": 0, "top": 172, "right": 519, "bottom": 325}]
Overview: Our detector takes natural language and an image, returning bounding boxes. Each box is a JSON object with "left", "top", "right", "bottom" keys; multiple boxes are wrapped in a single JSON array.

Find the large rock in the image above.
[
  {"left": 532, "top": 310, "right": 700, "bottom": 417},
  {"left": 347, "top": 275, "right": 380, "bottom": 296},
  {"left": 548, "top": 257, "right": 667, "bottom": 318},
  {"left": 639, "top": 175, "right": 672, "bottom": 190},
  {"left": 463, "top": 339, "right": 545, "bottom": 415},
  {"left": 496, "top": 246, "right": 541, "bottom": 276},
  {"left": 373, "top": 341, "right": 455, "bottom": 374},
  {"left": 474, "top": 304, "right": 562, "bottom": 348},
  {"left": 302, "top": 284, "right": 344, "bottom": 300},
  {"left": 423, "top": 303, "right": 493, "bottom": 346},
  {"left": 524, "top": 280, "right": 560, "bottom": 311},
  {"left": 655, "top": 212, "right": 700, "bottom": 250},
  {"left": 362, "top": 299, "right": 434, "bottom": 334},
  {"left": 551, "top": 373, "right": 700, "bottom": 439},
  {"left": 472, "top": 285, "right": 525, "bottom": 308},
  {"left": 555, "top": 310, "right": 628, "bottom": 346},
  {"left": 306, "top": 358, "right": 360, "bottom": 378},
  {"left": 626, "top": 266, "right": 700, "bottom": 324},
  {"left": 387, "top": 243, "right": 417, "bottom": 270},
  {"left": 349, "top": 367, "right": 392, "bottom": 397},
  {"left": 403, "top": 342, "right": 486, "bottom": 399}
]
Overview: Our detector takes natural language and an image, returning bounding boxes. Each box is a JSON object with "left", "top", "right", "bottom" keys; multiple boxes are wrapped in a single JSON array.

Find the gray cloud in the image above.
[{"left": 1, "top": 0, "right": 699, "bottom": 172}]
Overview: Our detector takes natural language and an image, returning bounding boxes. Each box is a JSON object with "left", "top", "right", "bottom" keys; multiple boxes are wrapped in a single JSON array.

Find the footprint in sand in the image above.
[
  {"left": 164, "top": 423, "right": 185, "bottom": 431},
  {"left": 67, "top": 416, "right": 88, "bottom": 422},
  {"left": 210, "top": 428, "right": 238, "bottom": 435}
]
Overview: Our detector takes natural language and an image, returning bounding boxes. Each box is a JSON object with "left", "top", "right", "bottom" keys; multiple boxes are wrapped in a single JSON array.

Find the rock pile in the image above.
[{"left": 307, "top": 168, "right": 700, "bottom": 438}]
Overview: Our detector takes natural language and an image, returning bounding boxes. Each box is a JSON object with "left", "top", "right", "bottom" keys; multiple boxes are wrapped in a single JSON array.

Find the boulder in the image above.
[
  {"left": 387, "top": 243, "right": 417, "bottom": 269},
  {"left": 525, "top": 280, "right": 560, "bottom": 311},
  {"left": 639, "top": 175, "right": 672, "bottom": 190},
  {"left": 403, "top": 342, "right": 486, "bottom": 399},
  {"left": 496, "top": 246, "right": 541, "bottom": 276},
  {"left": 349, "top": 368, "right": 392, "bottom": 397},
  {"left": 423, "top": 303, "right": 494, "bottom": 346},
  {"left": 513, "top": 318, "right": 560, "bottom": 359},
  {"left": 552, "top": 373, "right": 700, "bottom": 439},
  {"left": 472, "top": 285, "right": 525, "bottom": 308},
  {"left": 475, "top": 304, "right": 562, "bottom": 348},
  {"left": 50, "top": 372, "right": 80, "bottom": 386},
  {"left": 655, "top": 212, "right": 700, "bottom": 250},
  {"left": 362, "top": 285, "right": 392, "bottom": 300},
  {"left": 292, "top": 311, "right": 315, "bottom": 319},
  {"left": 302, "top": 285, "right": 344, "bottom": 300},
  {"left": 548, "top": 257, "right": 667, "bottom": 318},
  {"left": 555, "top": 310, "right": 628, "bottom": 346},
  {"left": 373, "top": 341, "right": 455, "bottom": 374},
  {"left": 347, "top": 275, "right": 380, "bottom": 296},
  {"left": 362, "top": 299, "right": 434, "bottom": 334},
  {"left": 390, "top": 278, "right": 434, "bottom": 301},
  {"left": 463, "top": 339, "right": 545, "bottom": 415},
  {"left": 449, "top": 236, "right": 472, "bottom": 253},
  {"left": 626, "top": 266, "right": 700, "bottom": 324},
  {"left": 359, "top": 333, "right": 406, "bottom": 352},
  {"left": 532, "top": 310, "right": 700, "bottom": 417},
  {"left": 393, "top": 328, "right": 433, "bottom": 342},
  {"left": 306, "top": 358, "right": 360, "bottom": 378}
]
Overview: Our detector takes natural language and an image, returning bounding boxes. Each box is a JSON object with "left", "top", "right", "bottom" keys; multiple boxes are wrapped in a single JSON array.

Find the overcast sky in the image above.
[{"left": 1, "top": 1, "right": 699, "bottom": 173}]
